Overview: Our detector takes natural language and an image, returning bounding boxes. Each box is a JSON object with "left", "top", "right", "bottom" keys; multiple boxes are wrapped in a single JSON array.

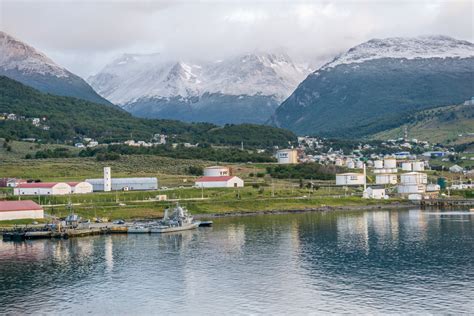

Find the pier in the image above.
[{"left": 419, "top": 199, "right": 474, "bottom": 208}]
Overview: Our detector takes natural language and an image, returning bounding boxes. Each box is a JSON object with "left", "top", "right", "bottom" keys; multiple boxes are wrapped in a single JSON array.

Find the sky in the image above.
[{"left": 1, "top": 0, "right": 473, "bottom": 78}]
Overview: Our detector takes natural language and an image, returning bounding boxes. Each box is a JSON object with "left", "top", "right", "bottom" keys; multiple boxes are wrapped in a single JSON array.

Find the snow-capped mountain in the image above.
[
  {"left": 89, "top": 52, "right": 311, "bottom": 124},
  {"left": 0, "top": 31, "right": 111, "bottom": 105},
  {"left": 272, "top": 35, "right": 474, "bottom": 137},
  {"left": 322, "top": 35, "right": 474, "bottom": 69}
]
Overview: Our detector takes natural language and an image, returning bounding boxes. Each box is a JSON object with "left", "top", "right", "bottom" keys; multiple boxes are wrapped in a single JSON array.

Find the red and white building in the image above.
[
  {"left": 68, "top": 182, "right": 93, "bottom": 194},
  {"left": 0, "top": 200, "right": 44, "bottom": 220},
  {"left": 14, "top": 182, "right": 72, "bottom": 196},
  {"left": 195, "top": 176, "right": 244, "bottom": 188}
]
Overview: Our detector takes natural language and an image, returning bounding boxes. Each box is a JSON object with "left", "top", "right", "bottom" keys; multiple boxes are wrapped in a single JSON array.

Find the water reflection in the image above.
[{"left": 0, "top": 209, "right": 473, "bottom": 314}]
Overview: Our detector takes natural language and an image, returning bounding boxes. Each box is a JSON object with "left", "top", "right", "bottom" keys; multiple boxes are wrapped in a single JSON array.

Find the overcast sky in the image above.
[{"left": 1, "top": 0, "right": 472, "bottom": 77}]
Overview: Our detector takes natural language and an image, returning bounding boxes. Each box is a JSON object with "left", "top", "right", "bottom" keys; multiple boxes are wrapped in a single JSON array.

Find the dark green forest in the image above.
[{"left": 0, "top": 76, "right": 296, "bottom": 148}]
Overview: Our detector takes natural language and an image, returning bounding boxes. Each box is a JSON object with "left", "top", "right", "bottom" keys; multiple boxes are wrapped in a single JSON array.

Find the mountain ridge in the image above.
[
  {"left": 0, "top": 31, "right": 113, "bottom": 106},
  {"left": 272, "top": 35, "right": 474, "bottom": 137}
]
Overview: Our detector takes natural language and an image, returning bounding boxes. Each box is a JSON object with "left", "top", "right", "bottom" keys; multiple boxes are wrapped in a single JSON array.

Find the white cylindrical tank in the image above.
[
  {"left": 401, "top": 162, "right": 412, "bottom": 171},
  {"left": 376, "top": 174, "right": 398, "bottom": 185},
  {"left": 374, "top": 160, "right": 384, "bottom": 169},
  {"left": 412, "top": 161, "right": 425, "bottom": 171},
  {"left": 204, "top": 166, "right": 230, "bottom": 177},
  {"left": 356, "top": 161, "right": 364, "bottom": 169},
  {"left": 384, "top": 158, "right": 397, "bottom": 169},
  {"left": 398, "top": 184, "right": 426, "bottom": 194},
  {"left": 400, "top": 172, "right": 427, "bottom": 185},
  {"left": 346, "top": 160, "right": 355, "bottom": 169}
]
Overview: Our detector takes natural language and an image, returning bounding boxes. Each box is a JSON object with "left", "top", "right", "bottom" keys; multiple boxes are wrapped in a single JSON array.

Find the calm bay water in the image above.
[{"left": 0, "top": 209, "right": 473, "bottom": 315}]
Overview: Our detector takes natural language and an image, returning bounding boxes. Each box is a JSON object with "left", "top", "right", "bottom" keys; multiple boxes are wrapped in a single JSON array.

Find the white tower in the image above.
[{"left": 104, "top": 167, "right": 112, "bottom": 192}]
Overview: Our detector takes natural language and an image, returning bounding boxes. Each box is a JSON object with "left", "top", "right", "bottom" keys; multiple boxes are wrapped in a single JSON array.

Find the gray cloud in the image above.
[{"left": 1, "top": 0, "right": 472, "bottom": 77}]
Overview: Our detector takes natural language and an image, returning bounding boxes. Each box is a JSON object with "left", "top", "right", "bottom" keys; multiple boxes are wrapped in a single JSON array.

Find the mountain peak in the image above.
[
  {"left": 322, "top": 35, "right": 474, "bottom": 69},
  {"left": 0, "top": 31, "right": 68, "bottom": 78}
]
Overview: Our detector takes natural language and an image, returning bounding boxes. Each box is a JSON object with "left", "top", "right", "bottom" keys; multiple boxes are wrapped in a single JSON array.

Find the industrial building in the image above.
[
  {"left": 373, "top": 158, "right": 397, "bottom": 174},
  {"left": 14, "top": 182, "right": 71, "bottom": 196},
  {"left": 86, "top": 167, "right": 158, "bottom": 191},
  {"left": 68, "top": 182, "right": 93, "bottom": 194},
  {"left": 336, "top": 173, "right": 366, "bottom": 186},
  {"left": 203, "top": 166, "right": 230, "bottom": 177},
  {"left": 195, "top": 176, "right": 244, "bottom": 188},
  {"left": 86, "top": 178, "right": 158, "bottom": 191},
  {"left": 0, "top": 200, "right": 44, "bottom": 221},
  {"left": 276, "top": 149, "right": 298, "bottom": 164}
]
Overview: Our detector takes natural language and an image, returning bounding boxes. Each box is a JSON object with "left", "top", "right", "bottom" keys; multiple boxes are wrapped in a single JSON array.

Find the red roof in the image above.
[
  {"left": 0, "top": 200, "right": 43, "bottom": 212},
  {"left": 195, "top": 176, "right": 235, "bottom": 182},
  {"left": 67, "top": 182, "right": 80, "bottom": 187},
  {"left": 17, "top": 182, "right": 63, "bottom": 188}
]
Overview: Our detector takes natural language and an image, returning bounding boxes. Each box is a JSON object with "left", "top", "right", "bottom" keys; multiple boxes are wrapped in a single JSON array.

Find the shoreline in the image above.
[{"left": 193, "top": 202, "right": 416, "bottom": 219}]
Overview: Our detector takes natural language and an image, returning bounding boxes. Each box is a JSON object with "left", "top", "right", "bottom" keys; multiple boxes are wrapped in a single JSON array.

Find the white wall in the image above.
[
  {"left": 0, "top": 209, "right": 44, "bottom": 220},
  {"left": 204, "top": 167, "right": 230, "bottom": 177},
  {"left": 196, "top": 177, "right": 244, "bottom": 188},
  {"left": 376, "top": 174, "right": 398, "bottom": 185}
]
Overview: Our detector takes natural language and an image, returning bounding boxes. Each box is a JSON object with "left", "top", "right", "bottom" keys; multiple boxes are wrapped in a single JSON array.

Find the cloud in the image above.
[{"left": 1, "top": 0, "right": 472, "bottom": 77}]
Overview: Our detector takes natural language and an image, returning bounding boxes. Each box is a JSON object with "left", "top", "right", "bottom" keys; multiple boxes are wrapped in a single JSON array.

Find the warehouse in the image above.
[
  {"left": 85, "top": 177, "right": 158, "bottom": 191},
  {"left": 14, "top": 182, "right": 71, "bottom": 196},
  {"left": 68, "top": 182, "right": 93, "bottom": 194},
  {"left": 336, "top": 173, "right": 366, "bottom": 186},
  {"left": 363, "top": 187, "right": 388, "bottom": 200},
  {"left": 195, "top": 176, "right": 244, "bottom": 188},
  {"left": 0, "top": 200, "right": 44, "bottom": 220}
]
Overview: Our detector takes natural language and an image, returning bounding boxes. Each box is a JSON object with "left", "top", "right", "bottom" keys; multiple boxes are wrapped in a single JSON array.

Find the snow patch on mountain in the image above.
[
  {"left": 88, "top": 52, "right": 311, "bottom": 105},
  {"left": 322, "top": 35, "right": 474, "bottom": 70},
  {"left": 0, "top": 31, "right": 69, "bottom": 78}
]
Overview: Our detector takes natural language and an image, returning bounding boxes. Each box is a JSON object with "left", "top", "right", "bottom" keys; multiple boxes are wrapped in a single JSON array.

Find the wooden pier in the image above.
[{"left": 419, "top": 199, "right": 474, "bottom": 208}]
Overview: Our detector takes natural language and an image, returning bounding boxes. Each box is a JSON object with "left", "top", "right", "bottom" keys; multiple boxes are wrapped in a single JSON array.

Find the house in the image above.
[
  {"left": 449, "top": 165, "right": 464, "bottom": 173},
  {"left": 363, "top": 187, "right": 388, "bottom": 199},
  {"left": 68, "top": 182, "right": 93, "bottom": 194},
  {"left": 14, "top": 182, "right": 72, "bottom": 196},
  {"left": 0, "top": 200, "right": 44, "bottom": 220},
  {"left": 195, "top": 176, "right": 244, "bottom": 188}
]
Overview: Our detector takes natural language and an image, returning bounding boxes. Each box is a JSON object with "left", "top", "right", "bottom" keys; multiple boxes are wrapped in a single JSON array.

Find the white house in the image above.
[
  {"left": 203, "top": 166, "right": 230, "bottom": 177},
  {"left": 68, "top": 182, "right": 93, "bottom": 194},
  {"left": 14, "top": 182, "right": 72, "bottom": 196},
  {"left": 375, "top": 174, "right": 398, "bottom": 185},
  {"left": 195, "top": 176, "right": 244, "bottom": 188},
  {"left": 0, "top": 200, "right": 44, "bottom": 220},
  {"left": 363, "top": 187, "right": 388, "bottom": 199},
  {"left": 335, "top": 173, "right": 366, "bottom": 186}
]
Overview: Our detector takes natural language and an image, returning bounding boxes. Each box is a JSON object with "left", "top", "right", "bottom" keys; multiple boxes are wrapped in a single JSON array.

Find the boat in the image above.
[
  {"left": 2, "top": 232, "right": 25, "bottom": 242},
  {"left": 149, "top": 203, "right": 200, "bottom": 233},
  {"left": 127, "top": 225, "right": 151, "bottom": 233},
  {"left": 199, "top": 221, "right": 213, "bottom": 227},
  {"left": 25, "top": 231, "right": 52, "bottom": 240}
]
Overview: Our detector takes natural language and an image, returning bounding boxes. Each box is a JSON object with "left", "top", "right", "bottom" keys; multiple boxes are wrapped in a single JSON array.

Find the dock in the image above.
[{"left": 419, "top": 199, "right": 474, "bottom": 208}]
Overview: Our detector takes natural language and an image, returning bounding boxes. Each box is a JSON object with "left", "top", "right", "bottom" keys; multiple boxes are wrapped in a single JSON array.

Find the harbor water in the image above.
[{"left": 1, "top": 208, "right": 473, "bottom": 315}]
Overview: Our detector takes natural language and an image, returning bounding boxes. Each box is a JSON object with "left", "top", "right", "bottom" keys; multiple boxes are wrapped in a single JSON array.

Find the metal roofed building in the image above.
[
  {"left": 14, "top": 182, "right": 72, "bottom": 196},
  {"left": 0, "top": 200, "right": 44, "bottom": 220},
  {"left": 85, "top": 177, "right": 158, "bottom": 191}
]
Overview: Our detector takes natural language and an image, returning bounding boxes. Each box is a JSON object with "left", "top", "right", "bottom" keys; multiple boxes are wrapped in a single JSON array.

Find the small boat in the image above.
[
  {"left": 199, "top": 221, "right": 213, "bottom": 227},
  {"left": 127, "top": 225, "right": 150, "bottom": 233},
  {"left": 149, "top": 203, "right": 200, "bottom": 234},
  {"left": 25, "top": 231, "right": 52, "bottom": 240}
]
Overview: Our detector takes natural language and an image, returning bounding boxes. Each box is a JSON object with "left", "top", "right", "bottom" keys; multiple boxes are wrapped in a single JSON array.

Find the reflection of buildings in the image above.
[{"left": 337, "top": 213, "right": 369, "bottom": 253}]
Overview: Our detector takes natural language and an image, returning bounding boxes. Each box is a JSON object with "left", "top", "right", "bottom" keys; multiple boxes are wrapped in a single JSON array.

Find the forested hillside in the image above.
[{"left": 0, "top": 76, "right": 296, "bottom": 147}]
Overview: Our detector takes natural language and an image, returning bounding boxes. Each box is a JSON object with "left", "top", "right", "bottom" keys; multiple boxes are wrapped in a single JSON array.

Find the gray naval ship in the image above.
[{"left": 149, "top": 203, "right": 201, "bottom": 233}]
